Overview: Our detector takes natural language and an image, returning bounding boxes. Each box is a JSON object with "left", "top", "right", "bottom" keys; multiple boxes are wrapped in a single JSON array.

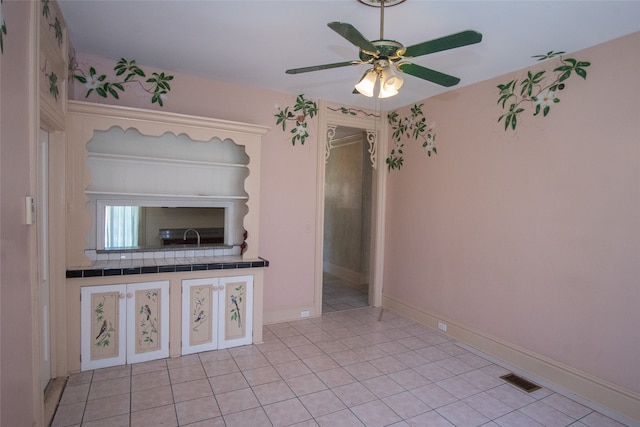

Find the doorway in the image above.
[
  {"left": 314, "top": 101, "right": 388, "bottom": 316},
  {"left": 322, "top": 128, "right": 373, "bottom": 312}
]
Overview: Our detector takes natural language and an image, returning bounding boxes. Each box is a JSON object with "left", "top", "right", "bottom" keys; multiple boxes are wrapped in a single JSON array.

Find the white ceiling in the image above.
[{"left": 58, "top": 1, "right": 640, "bottom": 111}]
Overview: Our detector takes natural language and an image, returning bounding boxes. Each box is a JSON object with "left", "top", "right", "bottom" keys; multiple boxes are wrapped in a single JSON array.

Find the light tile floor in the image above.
[
  {"left": 322, "top": 273, "right": 369, "bottom": 313},
  {"left": 51, "top": 307, "right": 630, "bottom": 427}
]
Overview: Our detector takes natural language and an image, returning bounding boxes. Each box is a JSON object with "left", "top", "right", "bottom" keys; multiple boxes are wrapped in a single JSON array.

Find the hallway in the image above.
[{"left": 322, "top": 273, "right": 369, "bottom": 313}]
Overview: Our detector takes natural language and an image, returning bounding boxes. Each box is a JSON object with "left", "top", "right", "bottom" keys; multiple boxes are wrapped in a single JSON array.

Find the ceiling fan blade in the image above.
[
  {"left": 328, "top": 22, "right": 379, "bottom": 55},
  {"left": 398, "top": 63, "right": 460, "bottom": 87},
  {"left": 286, "top": 60, "right": 362, "bottom": 75},
  {"left": 403, "top": 30, "right": 482, "bottom": 58}
]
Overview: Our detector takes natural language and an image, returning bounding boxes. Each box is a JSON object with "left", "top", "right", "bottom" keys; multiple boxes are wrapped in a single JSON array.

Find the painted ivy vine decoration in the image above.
[
  {"left": 0, "top": 0, "right": 7, "bottom": 54},
  {"left": 327, "top": 105, "right": 380, "bottom": 118},
  {"left": 73, "top": 58, "right": 174, "bottom": 106},
  {"left": 275, "top": 94, "right": 318, "bottom": 145},
  {"left": 386, "top": 103, "right": 436, "bottom": 171},
  {"left": 41, "top": 0, "right": 63, "bottom": 47},
  {"left": 41, "top": 0, "right": 64, "bottom": 102},
  {"left": 46, "top": 69, "right": 59, "bottom": 100},
  {"left": 497, "top": 51, "right": 590, "bottom": 131}
]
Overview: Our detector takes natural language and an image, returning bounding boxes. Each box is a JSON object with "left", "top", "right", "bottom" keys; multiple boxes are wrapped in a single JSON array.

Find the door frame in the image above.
[
  {"left": 38, "top": 129, "right": 51, "bottom": 389},
  {"left": 314, "top": 101, "right": 388, "bottom": 314}
]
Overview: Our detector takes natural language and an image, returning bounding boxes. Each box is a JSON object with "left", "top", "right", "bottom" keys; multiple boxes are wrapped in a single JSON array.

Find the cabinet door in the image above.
[
  {"left": 81, "top": 285, "right": 127, "bottom": 371},
  {"left": 218, "top": 275, "right": 253, "bottom": 349},
  {"left": 126, "top": 281, "right": 170, "bottom": 364},
  {"left": 182, "top": 278, "right": 219, "bottom": 355}
]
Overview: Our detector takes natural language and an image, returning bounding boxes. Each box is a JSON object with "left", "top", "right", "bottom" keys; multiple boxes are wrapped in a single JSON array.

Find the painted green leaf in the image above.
[
  {"left": 42, "top": 0, "right": 50, "bottom": 18},
  {"left": 108, "top": 86, "right": 120, "bottom": 99},
  {"left": 504, "top": 115, "right": 511, "bottom": 131},
  {"left": 575, "top": 67, "right": 588, "bottom": 79},
  {"left": 53, "top": 18, "right": 63, "bottom": 46},
  {"left": 534, "top": 104, "right": 541, "bottom": 116},
  {"left": 558, "top": 70, "right": 572, "bottom": 82}
]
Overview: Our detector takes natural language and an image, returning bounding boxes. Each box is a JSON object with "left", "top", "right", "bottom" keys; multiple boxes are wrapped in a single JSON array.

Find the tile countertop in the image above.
[{"left": 66, "top": 255, "right": 269, "bottom": 279}]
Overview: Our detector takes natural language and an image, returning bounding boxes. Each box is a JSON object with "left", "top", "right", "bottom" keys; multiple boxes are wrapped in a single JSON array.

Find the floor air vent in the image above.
[{"left": 500, "top": 373, "right": 541, "bottom": 393}]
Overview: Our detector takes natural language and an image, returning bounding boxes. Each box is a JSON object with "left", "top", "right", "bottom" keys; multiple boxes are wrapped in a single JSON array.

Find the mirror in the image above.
[{"left": 96, "top": 201, "right": 239, "bottom": 251}]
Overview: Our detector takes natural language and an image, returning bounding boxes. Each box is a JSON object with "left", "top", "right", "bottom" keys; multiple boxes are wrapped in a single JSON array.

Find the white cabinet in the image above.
[
  {"left": 182, "top": 275, "right": 253, "bottom": 355},
  {"left": 80, "top": 281, "right": 170, "bottom": 370}
]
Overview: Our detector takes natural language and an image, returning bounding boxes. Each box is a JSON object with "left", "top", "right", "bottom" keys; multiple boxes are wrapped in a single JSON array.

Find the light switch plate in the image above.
[{"left": 25, "top": 196, "right": 35, "bottom": 225}]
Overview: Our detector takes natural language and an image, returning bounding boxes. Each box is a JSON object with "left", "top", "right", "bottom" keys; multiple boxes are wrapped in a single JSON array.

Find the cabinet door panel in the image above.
[
  {"left": 218, "top": 275, "right": 253, "bottom": 349},
  {"left": 182, "top": 278, "right": 219, "bottom": 355},
  {"left": 127, "top": 281, "right": 170, "bottom": 364},
  {"left": 81, "top": 285, "right": 126, "bottom": 371}
]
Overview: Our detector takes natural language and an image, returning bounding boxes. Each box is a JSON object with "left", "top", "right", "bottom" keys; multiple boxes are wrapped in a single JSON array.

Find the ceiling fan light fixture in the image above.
[
  {"left": 381, "top": 64, "right": 403, "bottom": 92},
  {"left": 378, "top": 74, "right": 399, "bottom": 98},
  {"left": 378, "top": 85, "right": 398, "bottom": 98},
  {"left": 355, "top": 69, "right": 378, "bottom": 97}
]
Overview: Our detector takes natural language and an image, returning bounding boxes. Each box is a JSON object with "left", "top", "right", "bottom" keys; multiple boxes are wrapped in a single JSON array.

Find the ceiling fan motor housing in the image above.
[{"left": 359, "top": 40, "right": 406, "bottom": 62}]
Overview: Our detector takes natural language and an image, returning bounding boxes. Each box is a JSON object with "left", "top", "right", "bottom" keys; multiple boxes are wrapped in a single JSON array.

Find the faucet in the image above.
[{"left": 183, "top": 228, "right": 201, "bottom": 246}]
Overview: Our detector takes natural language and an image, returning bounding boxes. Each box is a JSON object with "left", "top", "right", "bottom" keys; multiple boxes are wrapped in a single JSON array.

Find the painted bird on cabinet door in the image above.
[
  {"left": 96, "top": 319, "right": 107, "bottom": 340},
  {"left": 230, "top": 294, "right": 242, "bottom": 328}
]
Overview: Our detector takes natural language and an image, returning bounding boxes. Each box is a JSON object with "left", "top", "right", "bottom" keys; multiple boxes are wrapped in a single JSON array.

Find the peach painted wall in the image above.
[
  {"left": 383, "top": 33, "right": 640, "bottom": 394},
  {"left": 0, "top": 1, "right": 38, "bottom": 425},
  {"left": 70, "top": 53, "right": 320, "bottom": 319}
]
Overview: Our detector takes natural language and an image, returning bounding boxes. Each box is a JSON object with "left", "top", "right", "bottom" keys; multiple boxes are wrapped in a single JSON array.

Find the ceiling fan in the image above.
[{"left": 285, "top": 0, "right": 482, "bottom": 98}]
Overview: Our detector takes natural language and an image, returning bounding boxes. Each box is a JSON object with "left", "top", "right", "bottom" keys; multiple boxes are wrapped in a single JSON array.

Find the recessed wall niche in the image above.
[
  {"left": 85, "top": 127, "right": 249, "bottom": 251},
  {"left": 66, "top": 101, "right": 268, "bottom": 266}
]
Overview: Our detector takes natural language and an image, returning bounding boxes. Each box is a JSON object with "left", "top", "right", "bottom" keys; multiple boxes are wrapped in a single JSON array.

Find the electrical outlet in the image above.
[
  {"left": 301, "top": 310, "right": 310, "bottom": 318},
  {"left": 438, "top": 322, "right": 447, "bottom": 332}
]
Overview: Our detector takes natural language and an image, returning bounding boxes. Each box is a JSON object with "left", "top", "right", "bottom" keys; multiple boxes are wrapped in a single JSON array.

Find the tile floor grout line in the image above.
[{"left": 54, "top": 296, "right": 629, "bottom": 426}]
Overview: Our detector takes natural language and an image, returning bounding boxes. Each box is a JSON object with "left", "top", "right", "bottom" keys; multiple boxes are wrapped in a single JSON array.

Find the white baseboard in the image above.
[
  {"left": 382, "top": 294, "right": 640, "bottom": 427},
  {"left": 264, "top": 305, "right": 318, "bottom": 325}
]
